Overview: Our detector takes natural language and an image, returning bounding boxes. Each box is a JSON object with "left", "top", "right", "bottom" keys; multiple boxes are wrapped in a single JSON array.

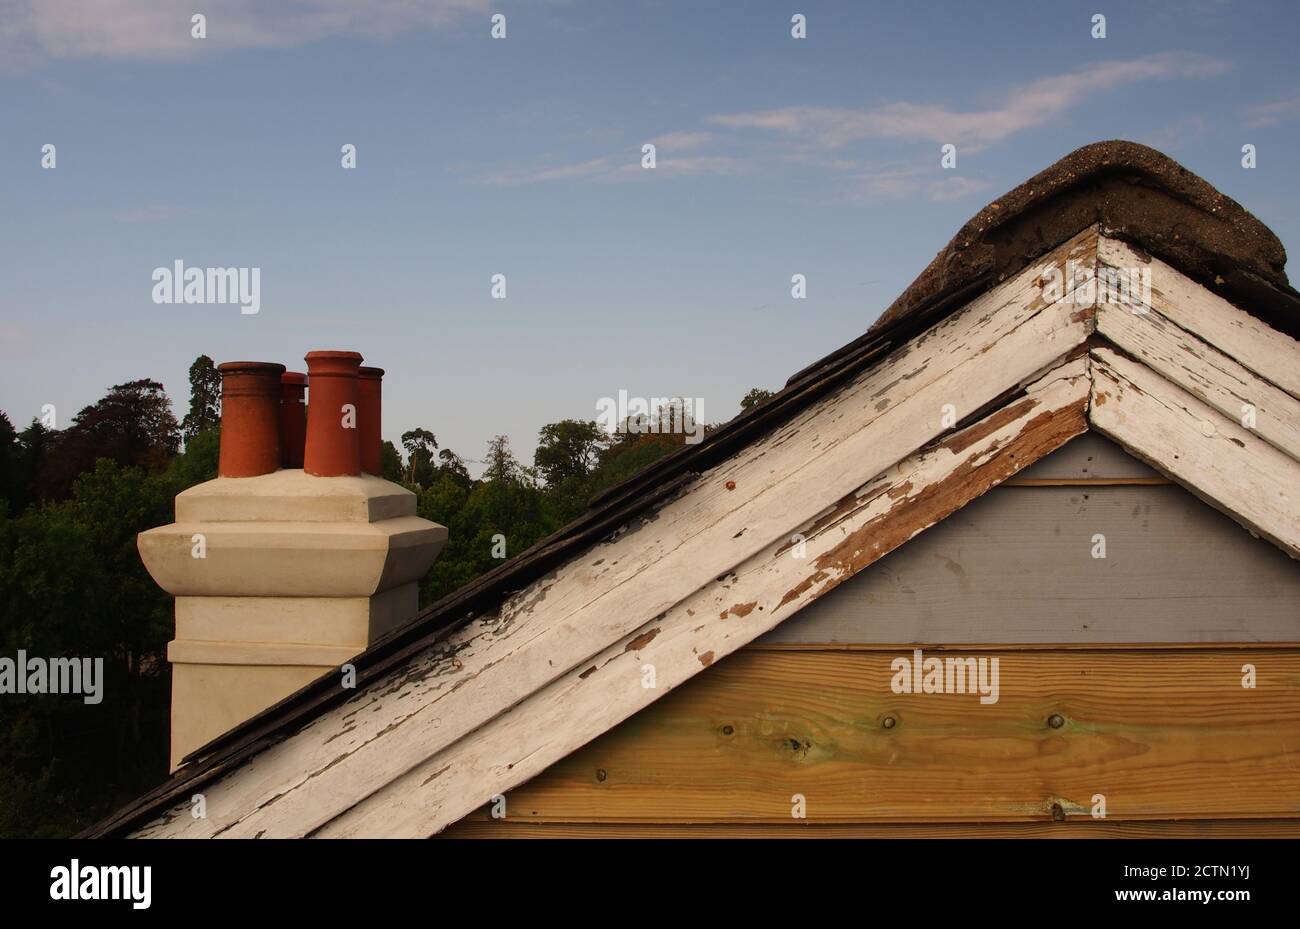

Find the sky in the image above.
[{"left": 3, "top": 0, "right": 1300, "bottom": 472}]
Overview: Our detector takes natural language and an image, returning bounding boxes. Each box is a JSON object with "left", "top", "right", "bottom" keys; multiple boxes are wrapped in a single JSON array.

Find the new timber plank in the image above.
[
  {"left": 469, "top": 647, "right": 1300, "bottom": 825},
  {"left": 441, "top": 819, "right": 1300, "bottom": 839}
]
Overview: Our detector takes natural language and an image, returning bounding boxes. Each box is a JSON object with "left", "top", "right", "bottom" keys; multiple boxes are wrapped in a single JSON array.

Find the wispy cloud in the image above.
[
  {"left": 648, "top": 130, "right": 718, "bottom": 152},
  {"left": 1244, "top": 94, "right": 1300, "bottom": 128},
  {"left": 846, "top": 162, "right": 992, "bottom": 202},
  {"left": 478, "top": 152, "right": 749, "bottom": 185},
  {"left": 709, "top": 53, "right": 1230, "bottom": 148},
  {"left": 479, "top": 157, "right": 613, "bottom": 186},
  {"left": 476, "top": 52, "right": 1227, "bottom": 201},
  {"left": 0, "top": 0, "right": 486, "bottom": 64}
]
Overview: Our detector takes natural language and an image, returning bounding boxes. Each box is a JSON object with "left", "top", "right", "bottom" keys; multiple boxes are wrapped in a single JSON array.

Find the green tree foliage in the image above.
[
  {"left": 380, "top": 440, "right": 403, "bottom": 483},
  {"left": 179, "top": 355, "right": 221, "bottom": 443},
  {"left": 741, "top": 387, "right": 774, "bottom": 410},
  {"left": 0, "top": 412, "right": 216, "bottom": 837},
  {"left": 0, "top": 412, "right": 16, "bottom": 518},
  {"left": 401, "top": 428, "right": 438, "bottom": 488},
  {"left": 534, "top": 419, "right": 606, "bottom": 487},
  {"left": 38, "top": 379, "right": 180, "bottom": 502}
]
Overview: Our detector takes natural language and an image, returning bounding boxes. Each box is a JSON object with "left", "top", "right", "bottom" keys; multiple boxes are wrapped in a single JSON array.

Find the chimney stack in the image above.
[{"left": 138, "top": 349, "right": 446, "bottom": 770}]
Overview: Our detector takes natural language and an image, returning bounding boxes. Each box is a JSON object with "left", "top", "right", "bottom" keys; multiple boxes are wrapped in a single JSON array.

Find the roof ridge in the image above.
[{"left": 869, "top": 139, "right": 1296, "bottom": 337}]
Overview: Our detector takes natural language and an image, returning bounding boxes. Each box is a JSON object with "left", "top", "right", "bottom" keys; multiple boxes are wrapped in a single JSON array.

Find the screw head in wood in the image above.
[
  {"left": 1048, "top": 713, "right": 1065, "bottom": 729},
  {"left": 882, "top": 715, "right": 897, "bottom": 729}
]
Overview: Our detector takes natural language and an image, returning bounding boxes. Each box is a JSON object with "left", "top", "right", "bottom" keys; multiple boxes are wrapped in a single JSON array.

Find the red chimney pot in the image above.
[
  {"left": 303, "top": 350, "right": 363, "bottom": 477},
  {"left": 217, "top": 361, "right": 286, "bottom": 478},
  {"left": 279, "top": 371, "right": 308, "bottom": 469},
  {"left": 357, "top": 366, "right": 385, "bottom": 477}
]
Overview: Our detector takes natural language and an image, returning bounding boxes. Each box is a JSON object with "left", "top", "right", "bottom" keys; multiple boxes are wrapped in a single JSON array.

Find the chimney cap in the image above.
[
  {"left": 281, "top": 371, "right": 307, "bottom": 386},
  {"left": 359, "top": 366, "right": 385, "bottom": 379},
  {"left": 305, "top": 350, "right": 363, "bottom": 361},
  {"left": 219, "top": 361, "right": 287, "bottom": 375}
]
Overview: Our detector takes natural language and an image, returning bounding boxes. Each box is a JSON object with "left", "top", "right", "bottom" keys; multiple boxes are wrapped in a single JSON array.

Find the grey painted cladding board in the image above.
[
  {"left": 1012, "top": 431, "right": 1158, "bottom": 480},
  {"left": 762, "top": 441, "right": 1299, "bottom": 644}
]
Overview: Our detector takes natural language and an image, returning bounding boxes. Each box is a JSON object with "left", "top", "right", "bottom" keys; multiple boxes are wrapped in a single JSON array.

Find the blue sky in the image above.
[{"left": 3, "top": 0, "right": 1300, "bottom": 471}]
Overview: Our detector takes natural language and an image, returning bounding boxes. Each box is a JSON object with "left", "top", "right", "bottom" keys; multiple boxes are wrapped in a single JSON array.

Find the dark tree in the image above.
[
  {"left": 401, "top": 428, "right": 438, "bottom": 487},
  {"left": 740, "top": 387, "right": 774, "bottom": 410},
  {"left": 534, "top": 419, "right": 605, "bottom": 487},
  {"left": 38, "top": 380, "right": 179, "bottom": 501},
  {"left": 482, "top": 435, "right": 521, "bottom": 484},
  {"left": 380, "top": 440, "right": 403, "bottom": 483},
  {"left": 437, "top": 448, "right": 472, "bottom": 486},
  {"left": 0, "top": 412, "right": 14, "bottom": 514},
  {"left": 179, "top": 355, "right": 221, "bottom": 443}
]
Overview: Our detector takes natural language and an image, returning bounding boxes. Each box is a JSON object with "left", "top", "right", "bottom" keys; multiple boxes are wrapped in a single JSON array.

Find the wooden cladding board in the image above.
[
  {"left": 445, "top": 647, "right": 1300, "bottom": 828},
  {"left": 760, "top": 472, "right": 1300, "bottom": 646}
]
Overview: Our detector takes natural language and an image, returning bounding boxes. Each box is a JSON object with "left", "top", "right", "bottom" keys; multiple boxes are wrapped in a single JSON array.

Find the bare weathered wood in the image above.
[
  {"left": 445, "top": 647, "right": 1300, "bottom": 825},
  {"left": 1098, "top": 234, "right": 1300, "bottom": 399},
  {"left": 761, "top": 482, "right": 1300, "bottom": 645},
  {"left": 312, "top": 361, "right": 1091, "bottom": 837},
  {"left": 1089, "top": 347, "right": 1300, "bottom": 558},
  {"left": 135, "top": 234, "right": 1098, "bottom": 838}
]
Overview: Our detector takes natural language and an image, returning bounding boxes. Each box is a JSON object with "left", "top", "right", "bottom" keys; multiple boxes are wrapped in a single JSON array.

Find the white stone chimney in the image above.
[{"left": 138, "top": 352, "right": 446, "bottom": 770}]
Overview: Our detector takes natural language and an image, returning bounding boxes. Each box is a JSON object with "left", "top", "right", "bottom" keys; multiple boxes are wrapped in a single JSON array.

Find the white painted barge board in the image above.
[
  {"left": 135, "top": 234, "right": 1096, "bottom": 838},
  {"left": 1098, "top": 234, "right": 1300, "bottom": 399},
  {"left": 313, "top": 361, "right": 1091, "bottom": 838},
  {"left": 1089, "top": 347, "right": 1300, "bottom": 559},
  {"left": 1096, "top": 302, "right": 1300, "bottom": 462}
]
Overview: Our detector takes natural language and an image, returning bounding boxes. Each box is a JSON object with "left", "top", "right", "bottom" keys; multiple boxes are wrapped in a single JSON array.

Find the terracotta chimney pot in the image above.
[
  {"left": 280, "top": 372, "right": 308, "bottom": 469},
  {"left": 357, "top": 366, "right": 385, "bottom": 476},
  {"left": 304, "top": 350, "right": 363, "bottom": 477},
  {"left": 218, "top": 361, "right": 286, "bottom": 478}
]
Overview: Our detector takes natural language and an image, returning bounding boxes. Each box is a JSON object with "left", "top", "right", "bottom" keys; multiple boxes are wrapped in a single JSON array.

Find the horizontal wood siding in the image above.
[
  {"left": 443, "top": 819, "right": 1300, "bottom": 839},
  {"left": 446, "top": 647, "right": 1300, "bottom": 826}
]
